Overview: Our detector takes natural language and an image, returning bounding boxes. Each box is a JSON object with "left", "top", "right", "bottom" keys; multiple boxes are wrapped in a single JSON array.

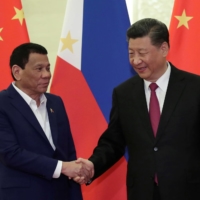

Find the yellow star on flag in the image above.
[
  {"left": 0, "top": 28, "right": 3, "bottom": 41},
  {"left": 12, "top": 7, "right": 25, "bottom": 25},
  {"left": 175, "top": 9, "right": 193, "bottom": 29},
  {"left": 61, "top": 32, "right": 78, "bottom": 53}
]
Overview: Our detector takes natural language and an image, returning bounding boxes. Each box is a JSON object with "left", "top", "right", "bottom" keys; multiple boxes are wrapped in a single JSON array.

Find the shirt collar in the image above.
[
  {"left": 12, "top": 82, "right": 47, "bottom": 106},
  {"left": 144, "top": 62, "right": 171, "bottom": 92}
]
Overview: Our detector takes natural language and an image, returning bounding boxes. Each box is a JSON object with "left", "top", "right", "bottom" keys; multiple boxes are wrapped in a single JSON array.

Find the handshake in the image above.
[{"left": 61, "top": 158, "right": 94, "bottom": 184}]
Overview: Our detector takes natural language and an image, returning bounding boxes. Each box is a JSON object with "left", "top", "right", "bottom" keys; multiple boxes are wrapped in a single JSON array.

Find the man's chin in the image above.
[
  {"left": 138, "top": 73, "right": 148, "bottom": 79},
  {"left": 39, "top": 87, "right": 48, "bottom": 93}
]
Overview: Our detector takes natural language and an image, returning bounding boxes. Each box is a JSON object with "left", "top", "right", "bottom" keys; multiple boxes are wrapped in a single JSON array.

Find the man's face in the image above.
[
  {"left": 128, "top": 36, "right": 168, "bottom": 82},
  {"left": 15, "top": 53, "right": 51, "bottom": 96}
]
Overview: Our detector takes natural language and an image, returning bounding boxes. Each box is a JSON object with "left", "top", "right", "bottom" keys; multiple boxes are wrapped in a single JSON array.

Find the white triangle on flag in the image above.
[{"left": 57, "top": 0, "right": 83, "bottom": 71}]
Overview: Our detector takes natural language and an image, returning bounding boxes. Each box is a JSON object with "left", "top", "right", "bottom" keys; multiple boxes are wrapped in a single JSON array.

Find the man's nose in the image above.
[
  {"left": 132, "top": 56, "right": 142, "bottom": 65},
  {"left": 42, "top": 69, "right": 51, "bottom": 78}
]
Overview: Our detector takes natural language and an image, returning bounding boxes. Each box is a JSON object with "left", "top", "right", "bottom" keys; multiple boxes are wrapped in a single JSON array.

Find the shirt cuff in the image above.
[{"left": 52, "top": 160, "right": 62, "bottom": 178}]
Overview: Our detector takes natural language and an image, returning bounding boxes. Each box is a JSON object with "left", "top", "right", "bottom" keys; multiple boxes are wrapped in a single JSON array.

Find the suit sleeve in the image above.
[
  {"left": 56, "top": 97, "right": 83, "bottom": 200},
  {"left": 0, "top": 103, "right": 58, "bottom": 180},
  {"left": 89, "top": 88, "right": 126, "bottom": 179}
]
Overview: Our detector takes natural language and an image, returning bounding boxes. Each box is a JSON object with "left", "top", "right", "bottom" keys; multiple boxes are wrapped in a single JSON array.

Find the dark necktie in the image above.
[
  {"left": 149, "top": 83, "right": 160, "bottom": 137},
  {"left": 149, "top": 83, "right": 160, "bottom": 184}
]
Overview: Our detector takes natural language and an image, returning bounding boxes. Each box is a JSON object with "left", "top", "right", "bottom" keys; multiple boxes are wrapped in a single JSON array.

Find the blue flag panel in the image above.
[{"left": 81, "top": 0, "right": 136, "bottom": 122}]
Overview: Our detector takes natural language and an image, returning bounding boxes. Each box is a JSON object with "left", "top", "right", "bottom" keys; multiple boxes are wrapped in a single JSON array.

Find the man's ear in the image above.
[
  {"left": 12, "top": 65, "right": 22, "bottom": 80},
  {"left": 160, "top": 42, "right": 169, "bottom": 57}
]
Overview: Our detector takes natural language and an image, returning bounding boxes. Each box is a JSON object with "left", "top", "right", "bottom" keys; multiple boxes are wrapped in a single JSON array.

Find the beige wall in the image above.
[
  {"left": 21, "top": 0, "right": 174, "bottom": 90},
  {"left": 126, "top": 0, "right": 174, "bottom": 26},
  {"left": 21, "top": 0, "right": 67, "bottom": 88}
]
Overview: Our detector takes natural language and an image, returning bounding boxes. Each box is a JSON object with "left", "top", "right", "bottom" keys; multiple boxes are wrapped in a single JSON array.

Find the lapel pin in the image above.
[{"left": 50, "top": 108, "right": 54, "bottom": 113}]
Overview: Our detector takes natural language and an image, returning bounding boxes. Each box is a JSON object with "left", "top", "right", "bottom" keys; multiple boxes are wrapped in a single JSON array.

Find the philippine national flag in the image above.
[{"left": 50, "top": 0, "right": 136, "bottom": 199}]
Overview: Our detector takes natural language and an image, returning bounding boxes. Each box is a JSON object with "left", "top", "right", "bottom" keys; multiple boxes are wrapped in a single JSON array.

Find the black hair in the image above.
[{"left": 127, "top": 18, "right": 170, "bottom": 48}]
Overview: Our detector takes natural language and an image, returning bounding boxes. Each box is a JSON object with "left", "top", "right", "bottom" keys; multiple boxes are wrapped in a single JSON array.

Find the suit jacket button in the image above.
[{"left": 154, "top": 147, "right": 158, "bottom": 151}]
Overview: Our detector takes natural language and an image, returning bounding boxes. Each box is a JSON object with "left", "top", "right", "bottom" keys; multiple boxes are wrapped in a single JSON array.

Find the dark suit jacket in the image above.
[
  {"left": 0, "top": 84, "right": 82, "bottom": 200},
  {"left": 89, "top": 63, "right": 200, "bottom": 200}
]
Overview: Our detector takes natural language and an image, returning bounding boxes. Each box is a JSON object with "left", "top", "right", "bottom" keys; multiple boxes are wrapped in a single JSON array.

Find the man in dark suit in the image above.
[
  {"left": 76, "top": 18, "right": 200, "bottom": 200},
  {"left": 0, "top": 43, "right": 83, "bottom": 200}
]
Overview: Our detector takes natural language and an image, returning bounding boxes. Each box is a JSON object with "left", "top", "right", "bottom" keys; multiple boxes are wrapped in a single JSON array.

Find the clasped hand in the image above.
[{"left": 61, "top": 158, "right": 94, "bottom": 184}]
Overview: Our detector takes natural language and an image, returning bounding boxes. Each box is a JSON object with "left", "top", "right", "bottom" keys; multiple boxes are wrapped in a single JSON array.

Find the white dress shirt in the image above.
[
  {"left": 144, "top": 62, "right": 171, "bottom": 112},
  {"left": 12, "top": 83, "right": 62, "bottom": 178}
]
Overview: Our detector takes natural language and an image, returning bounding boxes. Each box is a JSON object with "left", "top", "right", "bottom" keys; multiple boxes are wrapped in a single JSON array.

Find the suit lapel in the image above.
[
  {"left": 131, "top": 77, "right": 155, "bottom": 142},
  {"left": 46, "top": 97, "right": 58, "bottom": 148},
  {"left": 156, "top": 65, "right": 187, "bottom": 140},
  {"left": 8, "top": 85, "right": 50, "bottom": 143}
]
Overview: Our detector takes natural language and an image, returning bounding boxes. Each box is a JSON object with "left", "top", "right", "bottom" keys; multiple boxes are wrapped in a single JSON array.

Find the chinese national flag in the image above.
[
  {"left": 0, "top": 0, "right": 29, "bottom": 90},
  {"left": 168, "top": 0, "right": 200, "bottom": 74}
]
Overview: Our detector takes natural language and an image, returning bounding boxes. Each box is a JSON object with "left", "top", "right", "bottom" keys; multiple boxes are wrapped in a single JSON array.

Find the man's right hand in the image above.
[
  {"left": 61, "top": 161, "right": 83, "bottom": 180},
  {"left": 74, "top": 158, "right": 94, "bottom": 184}
]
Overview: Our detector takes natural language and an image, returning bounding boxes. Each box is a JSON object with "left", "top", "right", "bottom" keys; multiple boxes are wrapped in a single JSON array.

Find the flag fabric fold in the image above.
[
  {"left": 51, "top": 0, "right": 136, "bottom": 199},
  {"left": 0, "top": 0, "right": 29, "bottom": 90},
  {"left": 168, "top": 0, "right": 200, "bottom": 74}
]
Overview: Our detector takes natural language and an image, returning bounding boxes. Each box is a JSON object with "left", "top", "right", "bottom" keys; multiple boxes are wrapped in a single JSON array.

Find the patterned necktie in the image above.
[{"left": 149, "top": 83, "right": 160, "bottom": 137}]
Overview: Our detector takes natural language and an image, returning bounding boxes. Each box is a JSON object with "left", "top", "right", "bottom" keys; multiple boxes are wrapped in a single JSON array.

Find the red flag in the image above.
[
  {"left": 0, "top": 0, "right": 29, "bottom": 90},
  {"left": 168, "top": 0, "right": 200, "bottom": 74}
]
